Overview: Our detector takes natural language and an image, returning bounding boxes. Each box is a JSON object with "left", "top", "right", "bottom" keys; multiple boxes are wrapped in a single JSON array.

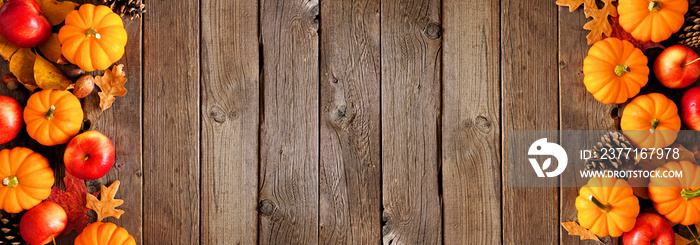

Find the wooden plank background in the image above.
[{"left": 0, "top": 0, "right": 615, "bottom": 244}]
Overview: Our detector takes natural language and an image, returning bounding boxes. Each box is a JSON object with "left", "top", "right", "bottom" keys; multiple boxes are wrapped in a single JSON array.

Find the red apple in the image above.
[
  {"left": 19, "top": 201, "right": 67, "bottom": 245},
  {"left": 0, "top": 0, "right": 52, "bottom": 48},
  {"left": 682, "top": 86, "right": 700, "bottom": 130},
  {"left": 622, "top": 213, "right": 674, "bottom": 245},
  {"left": 654, "top": 45, "right": 700, "bottom": 89},
  {"left": 64, "top": 130, "right": 115, "bottom": 180},
  {"left": 0, "top": 95, "right": 22, "bottom": 144}
]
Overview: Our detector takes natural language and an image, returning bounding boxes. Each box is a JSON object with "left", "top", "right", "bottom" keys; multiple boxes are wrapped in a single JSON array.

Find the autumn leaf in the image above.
[
  {"left": 86, "top": 180, "right": 125, "bottom": 222},
  {"left": 0, "top": 34, "right": 19, "bottom": 61},
  {"left": 36, "top": 0, "right": 79, "bottom": 26},
  {"left": 9, "top": 48, "right": 38, "bottom": 91},
  {"left": 46, "top": 171, "right": 94, "bottom": 235},
  {"left": 674, "top": 223, "right": 700, "bottom": 245},
  {"left": 557, "top": 0, "right": 618, "bottom": 45},
  {"left": 39, "top": 34, "right": 66, "bottom": 64},
  {"left": 35, "top": 55, "right": 71, "bottom": 90},
  {"left": 562, "top": 221, "right": 602, "bottom": 244},
  {"left": 95, "top": 64, "right": 128, "bottom": 111}
]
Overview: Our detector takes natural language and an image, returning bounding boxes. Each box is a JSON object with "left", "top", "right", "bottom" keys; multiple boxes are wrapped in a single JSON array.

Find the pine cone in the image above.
[
  {"left": 0, "top": 211, "right": 25, "bottom": 245},
  {"left": 584, "top": 132, "right": 635, "bottom": 172},
  {"left": 677, "top": 0, "right": 700, "bottom": 52},
  {"left": 103, "top": 0, "right": 146, "bottom": 20}
]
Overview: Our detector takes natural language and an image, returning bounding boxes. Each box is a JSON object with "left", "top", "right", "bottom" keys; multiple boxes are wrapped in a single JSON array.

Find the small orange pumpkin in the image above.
[
  {"left": 621, "top": 93, "right": 681, "bottom": 148},
  {"left": 583, "top": 38, "right": 649, "bottom": 104},
  {"left": 618, "top": 0, "right": 688, "bottom": 42},
  {"left": 576, "top": 177, "right": 640, "bottom": 237},
  {"left": 24, "top": 89, "right": 84, "bottom": 146},
  {"left": 58, "top": 4, "right": 127, "bottom": 72},
  {"left": 648, "top": 161, "right": 700, "bottom": 225},
  {"left": 74, "top": 222, "right": 136, "bottom": 245},
  {"left": 0, "top": 147, "right": 54, "bottom": 213}
]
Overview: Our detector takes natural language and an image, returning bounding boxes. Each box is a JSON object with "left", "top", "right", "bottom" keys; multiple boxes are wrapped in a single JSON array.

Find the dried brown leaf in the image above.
[
  {"left": 95, "top": 64, "right": 127, "bottom": 111},
  {"left": 562, "top": 221, "right": 602, "bottom": 244},
  {"left": 86, "top": 180, "right": 125, "bottom": 222},
  {"left": 557, "top": 0, "right": 619, "bottom": 45}
]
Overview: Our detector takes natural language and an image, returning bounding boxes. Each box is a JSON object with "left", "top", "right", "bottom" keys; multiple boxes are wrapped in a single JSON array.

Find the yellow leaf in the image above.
[
  {"left": 0, "top": 35, "right": 19, "bottom": 61},
  {"left": 38, "top": 34, "right": 66, "bottom": 64},
  {"left": 9, "top": 49, "right": 38, "bottom": 92},
  {"left": 34, "top": 55, "right": 71, "bottom": 90},
  {"left": 86, "top": 180, "right": 125, "bottom": 222},
  {"left": 95, "top": 64, "right": 128, "bottom": 111},
  {"left": 36, "top": 0, "right": 79, "bottom": 26},
  {"left": 561, "top": 221, "right": 602, "bottom": 244}
]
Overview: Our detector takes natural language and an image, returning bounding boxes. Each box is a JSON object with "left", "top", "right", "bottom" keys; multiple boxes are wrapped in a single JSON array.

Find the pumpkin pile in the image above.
[{"left": 0, "top": 0, "right": 138, "bottom": 244}]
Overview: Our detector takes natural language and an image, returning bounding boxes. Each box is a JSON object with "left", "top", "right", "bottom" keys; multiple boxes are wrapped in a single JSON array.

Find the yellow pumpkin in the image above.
[
  {"left": 58, "top": 4, "right": 127, "bottom": 72},
  {"left": 583, "top": 38, "right": 649, "bottom": 104},
  {"left": 0, "top": 147, "right": 54, "bottom": 213},
  {"left": 618, "top": 0, "right": 688, "bottom": 42},
  {"left": 576, "top": 177, "right": 639, "bottom": 237}
]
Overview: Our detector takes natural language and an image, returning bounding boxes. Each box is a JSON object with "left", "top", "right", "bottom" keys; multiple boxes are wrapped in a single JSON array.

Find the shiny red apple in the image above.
[
  {"left": 622, "top": 213, "right": 674, "bottom": 245},
  {"left": 19, "top": 201, "right": 67, "bottom": 245},
  {"left": 654, "top": 45, "right": 700, "bottom": 89},
  {"left": 0, "top": 0, "right": 52, "bottom": 48},
  {"left": 64, "top": 130, "right": 115, "bottom": 180},
  {"left": 682, "top": 86, "right": 700, "bottom": 130},
  {"left": 0, "top": 95, "right": 22, "bottom": 144}
]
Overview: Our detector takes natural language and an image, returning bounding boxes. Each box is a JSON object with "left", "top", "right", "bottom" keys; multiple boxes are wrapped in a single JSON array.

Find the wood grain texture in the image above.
[
  {"left": 143, "top": 0, "right": 200, "bottom": 243},
  {"left": 441, "top": 0, "right": 501, "bottom": 244},
  {"left": 501, "top": 0, "right": 559, "bottom": 244},
  {"left": 259, "top": 0, "right": 320, "bottom": 244},
  {"left": 319, "top": 0, "right": 381, "bottom": 244},
  {"left": 200, "top": 0, "right": 259, "bottom": 244},
  {"left": 380, "top": 0, "right": 442, "bottom": 244},
  {"left": 557, "top": 6, "right": 619, "bottom": 245}
]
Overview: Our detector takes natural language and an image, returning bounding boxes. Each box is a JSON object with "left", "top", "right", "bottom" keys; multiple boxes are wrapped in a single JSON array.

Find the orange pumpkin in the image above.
[
  {"left": 583, "top": 38, "right": 649, "bottom": 104},
  {"left": 74, "top": 222, "right": 136, "bottom": 245},
  {"left": 0, "top": 147, "right": 54, "bottom": 213},
  {"left": 576, "top": 177, "right": 639, "bottom": 237},
  {"left": 649, "top": 161, "right": 700, "bottom": 225},
  {"left": 618, "top": 0, "right": 688, "bottom": 42},
  {"left": 621, "top": 93, "right": 680, "bottom": 148},
  {"left": 24, "top": 89, "right": 84, "bottom": 146},
  {"left": 58, "top": 4, "right": 127, "bottom": 72}
]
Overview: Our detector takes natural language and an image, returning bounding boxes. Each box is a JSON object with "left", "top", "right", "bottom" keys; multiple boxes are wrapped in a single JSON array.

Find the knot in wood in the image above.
[
  {"left": 474, "top": 116, "right": 492, "bottom": 133},
  {"left": 259, "top": 199, "right": 277, "bottom": 216},
  {"left": 329, "top": 104, "right": 355, "bottom": 128},
  {"left": 424, "top": 23, "right": 441, "bottom": 39},
  {"left": 209, "top": 106, "right": 228, "bottom": 123}
]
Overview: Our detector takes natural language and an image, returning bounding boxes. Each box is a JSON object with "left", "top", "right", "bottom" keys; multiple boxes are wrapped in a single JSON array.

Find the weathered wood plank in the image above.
[
  {"left": 501, "top": 0, "right": 560, "bottom": 244},
  {"left": 442, "top": 0, "right": 501, "bottom": 244},
  {"left": 259, "top": 0, "right": 320, "bottom": 244},
  {"left": 200, "top": 0, "right": 259, "bottom": 243},
  {"left": 557, "top": 6, "right": 619, "bottom": 245},
  {"left": 143, "top": 0, "right": 200, "bottom": 243},
  {"left": 319, "top": 0, "right": 381, "bottom": 244},
  {"left": 380, "top": 0, "right": 442, "bottom": 244}
]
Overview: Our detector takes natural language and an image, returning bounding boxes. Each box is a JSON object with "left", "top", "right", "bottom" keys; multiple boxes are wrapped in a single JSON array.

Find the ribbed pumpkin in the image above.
[
  {"left": 74, "top": 222, "right": 136, "bottom": 245},
  {"left": 24, "top": 89, "right": 84, "bottom": 146},
  {"left": 58, "top": 4, "right": 127, "bottom": 72},
  {"left": 648, "top": 161, "right": 700, "bottom": 225},
  {"left": 621, "top": 93, "right": 681, "bottom": 148},
  {"left": 576, "top": 177, "right": 640, "bottom": 237},
  {"left": 0, "top": 147, "right": 54, "bottom": 213},
  {"left": 583, "top": 38, "right": 649, "bottom": 104},
  {"left": 618, "top": 0, "right": 688, "bottom": 42}
]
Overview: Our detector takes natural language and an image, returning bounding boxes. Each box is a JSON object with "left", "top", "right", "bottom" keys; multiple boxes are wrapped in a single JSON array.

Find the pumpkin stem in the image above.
[
  {"left": 2, "top": 176, "right": 18, "bottom": 188},
  {"left": 589, "top": 195, "right": 612, "bottom": 213},
  {"left": 649, "top": 1, "right": 663, "bottom": 12},
  {"left": 85, "top": 28, "right": 101, "bottom": 39},
  {"left": 614, "top": 64, "right": 630, "bottom": 77},
  {"left": 650, "top": 118, "right": 660, "bottom": 133},
  {"left": 683, "top": 57, "right": 700, "bottom": 68},
  {"left": 45, "top": 105, "right": 55, "bottom": 120},
  {"left": 681, "top": 188, "right": 700, "bottom": 200}
]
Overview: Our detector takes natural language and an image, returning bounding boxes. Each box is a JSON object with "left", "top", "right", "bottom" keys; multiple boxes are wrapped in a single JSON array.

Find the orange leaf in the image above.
[
  {"left": 39, "top": 34, "right": 66, "bottom": 64},
  {"left": 561, "top": 221, "right": 602, "bottom": 244},
  {"left": 557, "top": 0, "right": 619, "bottom": 45},
  {"left": 9, "top": 49, "right": 38, "bottom": 92},
  {"left": 95, "top": 64, "right": 128, "bottom": 111},
  {"left": 34, "top": 55, "right": 71, "bottom": 90},
  {"left": 0, "top": 34, "right": 19, "bottom": 61},
  {"left": 37, "top": 0, "right": 79, "bottom": 26},
  {"left": 86, "top": 180, "right": 125, "bottom": 222}
]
